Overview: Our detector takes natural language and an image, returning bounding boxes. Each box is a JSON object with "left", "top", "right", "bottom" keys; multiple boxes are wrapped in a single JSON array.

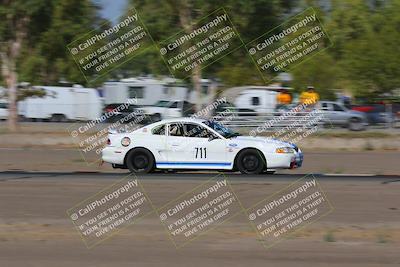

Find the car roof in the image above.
[
  {"left": 139, "top": 117, "right": 228, "bottom": 139},
  {"left": 145, "top": 117, "right": 206, "bottom": 128},
  {"left": 155, "top": 117, "right": 205, "bottom": 124}
]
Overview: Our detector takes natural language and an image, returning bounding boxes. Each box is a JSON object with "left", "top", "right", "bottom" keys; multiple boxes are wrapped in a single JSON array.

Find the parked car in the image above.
[
  {"left": 0, "top": 100, "right": 8, "bottom": 120},
  {"left": 212, "top": 101, "right": 237, "bottom": 115},
  {"left": 139, "top": 100, "right": 195, "bottom": 121},
  {"left": 317, "top": 101, "right": 368, "bottom": 131},
  {"left": 352, "top": 104, "right": 394, "bottom": 125},
  {"left": 102, "top": 103, "right": 152, "bottom": 124}
]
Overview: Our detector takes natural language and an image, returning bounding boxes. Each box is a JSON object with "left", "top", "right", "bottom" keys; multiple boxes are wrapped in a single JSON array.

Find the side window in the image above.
[
  {"left": 333, "top": 104, "right": 344, "bottom": 112},
  {"left": 184, "top": 123, "right": 211, "bottom": 138},
  {"left": 168, "top": 123, "right": 184, "bottom": 137},
  {"left": 128, "top": 86, "right": 144, "bottom": 99},
  {"left": 251, "top": 97, "right": 260, "bottom": 106},
  {"left": 170, "top": 101, "right": 178, "bottom": 108},
  {"left": 321, "top": 103, "right": 329, "bottom": 110},
  {"left": 152, "top": 124, "right": 166, "bottom": 135}
]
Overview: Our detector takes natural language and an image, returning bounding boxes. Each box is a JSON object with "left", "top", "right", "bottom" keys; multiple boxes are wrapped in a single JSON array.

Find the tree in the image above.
[
  {"left": 291, "top": 52, "right": 338, "bottom": 100},
  {"left": 0, "top": 0, "right": 37, "bottom": 131},
  {"left": 324, "top": 0, "right": 400, "bottom": 99},
  {"left": 128, "top": 0, "right": 287, "bottom": 111},
  {"left": 0, "top": 0, "right": 103, "bottom": 131}
]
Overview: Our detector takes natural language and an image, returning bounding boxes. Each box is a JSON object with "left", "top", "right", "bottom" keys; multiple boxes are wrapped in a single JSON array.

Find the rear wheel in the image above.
[
  {"left": 236, "top": 149, "right": 265, "bottom": 174},
  {"left": 50, "top": 114, "right": 67, "bottom": 122},
  {"left": 126, "top": 148, "right": 155, "bottom": 174}
]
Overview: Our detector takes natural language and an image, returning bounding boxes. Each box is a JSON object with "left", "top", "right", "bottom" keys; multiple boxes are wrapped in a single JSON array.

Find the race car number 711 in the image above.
[{"left": 195, "top": 147, "right": 207, "bottom": 159}]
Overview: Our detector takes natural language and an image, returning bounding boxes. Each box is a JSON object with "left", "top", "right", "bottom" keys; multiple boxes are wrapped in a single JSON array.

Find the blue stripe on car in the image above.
[{"left": 156, "top": 162, "right": 231, "bottom": 166}]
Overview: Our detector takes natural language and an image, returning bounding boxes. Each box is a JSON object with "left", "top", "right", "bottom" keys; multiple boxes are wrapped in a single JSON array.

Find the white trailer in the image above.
[
  {"left": 103, "top": 77, "right": 189, "bottom": 106},
  {"left": 18, "top": 85, "right": 102, "bottom": 121},
  {"left": 228, "top": 86, "right": 292, "bottom": 113}
]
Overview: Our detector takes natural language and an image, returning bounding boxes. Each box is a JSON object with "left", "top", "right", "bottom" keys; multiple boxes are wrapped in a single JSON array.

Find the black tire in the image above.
[
  {"left": 50, "top": 114, "right": 59, "bottom": 122},
  {"left": 59, "top": 114, "right": 67, "bottom": 122},
  {"left": 348, "top": 117, "right": 365, "bottom": 131},
  {"left": 126, "top": 148, "right": 155, "bottom": 174},
  {"left": 236, "top": 149, "right": 265, "bottom": 175},
  {"left": 50, "top": 114, "right": 67, "bottom": 122},
  {"left": 19, "top": 115, "right": 27, "bottom": 122}
]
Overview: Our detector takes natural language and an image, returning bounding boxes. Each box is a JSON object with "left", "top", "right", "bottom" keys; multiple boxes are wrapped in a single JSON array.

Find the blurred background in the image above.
[{"left": 1, "top": 0, "right": 400, "bottom": 131}]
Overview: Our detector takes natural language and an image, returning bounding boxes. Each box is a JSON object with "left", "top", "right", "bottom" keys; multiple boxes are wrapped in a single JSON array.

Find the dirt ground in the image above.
[{"left": 0, "top": 175, "right": 399, "bottom": 267}]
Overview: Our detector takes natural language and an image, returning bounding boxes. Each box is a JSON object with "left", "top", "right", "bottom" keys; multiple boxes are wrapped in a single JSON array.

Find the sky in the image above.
[{"left": 93, "top": 0, "right": 128, "bottom": 24}]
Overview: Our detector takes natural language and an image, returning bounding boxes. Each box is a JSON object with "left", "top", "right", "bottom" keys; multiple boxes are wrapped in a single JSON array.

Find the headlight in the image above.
[
  {"left": 121, "top": 137, "right": 131, "bottom": 147},
  {"left": 275, "top": 147, "right": 294, "bottom": 153}
]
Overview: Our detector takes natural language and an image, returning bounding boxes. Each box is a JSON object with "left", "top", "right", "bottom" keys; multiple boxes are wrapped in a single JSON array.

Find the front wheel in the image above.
[
  {"left": 126, "top": 148, "right": 155, "bottom": 174},
  {"left": 348, "top": 117, "right": 365, "bottom": 131},
  {"left": 236, "top": 149, "right": 265, "bottom": 174}
]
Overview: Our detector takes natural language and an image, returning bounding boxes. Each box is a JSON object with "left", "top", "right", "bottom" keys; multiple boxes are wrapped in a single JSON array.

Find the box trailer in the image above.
[
  {"left": 18, "top": 85, "right": 102, "bottom": 121},
  {"left": 103, "top": 77, "right": 189, "bottom": 106}
]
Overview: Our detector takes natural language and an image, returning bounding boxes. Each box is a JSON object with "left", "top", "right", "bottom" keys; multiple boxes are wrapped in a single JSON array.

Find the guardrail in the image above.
[{"left": 213, "top": 111, "right": 324, "bottom": 129}]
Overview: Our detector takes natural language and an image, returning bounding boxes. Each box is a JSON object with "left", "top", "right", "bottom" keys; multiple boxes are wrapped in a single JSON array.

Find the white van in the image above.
[
  {"left": 233, "top": 86, "right": 292, "bottom": 113},
  {"left": 103, "top": 77, "right": 189, "bottom": 106},
  {"left": 18, "top": 85, "right": 101, "bottom": 121}
]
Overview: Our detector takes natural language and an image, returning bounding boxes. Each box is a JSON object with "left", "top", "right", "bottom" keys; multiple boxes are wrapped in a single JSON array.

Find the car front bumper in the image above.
[{"left": 292, "top": 149, "right": 304, "bottom": 168}]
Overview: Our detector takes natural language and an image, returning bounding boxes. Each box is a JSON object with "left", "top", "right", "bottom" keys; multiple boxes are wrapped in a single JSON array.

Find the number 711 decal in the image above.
[{"left": 195, "top": 147, "right": 207, "bottom": 159}]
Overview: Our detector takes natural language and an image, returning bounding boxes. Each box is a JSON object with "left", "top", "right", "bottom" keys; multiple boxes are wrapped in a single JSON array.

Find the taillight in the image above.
[
  {"left": 105, "top": 108, "right": 114, "bottom": 113},
  {"left": 107, "top": 138, "right": 111, "bottom": 145}
]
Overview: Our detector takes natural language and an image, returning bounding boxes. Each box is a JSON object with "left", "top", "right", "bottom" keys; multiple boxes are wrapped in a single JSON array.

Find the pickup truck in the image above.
[{"left": 139, "top": 100, "right": 195, "bottom": 121}]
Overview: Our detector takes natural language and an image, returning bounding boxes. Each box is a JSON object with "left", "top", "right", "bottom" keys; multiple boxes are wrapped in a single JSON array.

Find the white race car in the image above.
[{"left": 101, "top": 118, "right": 303, "bottom": 174}]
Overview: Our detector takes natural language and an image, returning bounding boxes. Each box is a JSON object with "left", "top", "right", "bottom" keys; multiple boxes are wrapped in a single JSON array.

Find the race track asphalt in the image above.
[{"left": 0, "top": 171, "right": 399, "bottom": 267}]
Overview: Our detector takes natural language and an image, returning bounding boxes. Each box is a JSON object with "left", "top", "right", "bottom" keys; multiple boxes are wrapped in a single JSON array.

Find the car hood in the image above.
[
  {"left": 229, "top": 136, "right": 296, "bottom": 149},
  {"left": 139, "top": 106, "right": 167, "bottom": 113}
]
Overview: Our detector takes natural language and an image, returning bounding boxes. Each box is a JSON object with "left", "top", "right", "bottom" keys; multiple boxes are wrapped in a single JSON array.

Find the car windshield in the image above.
[
  {"left": 155, "top": 100, "right": 171, "bottom": 107},
  {"left": 203, "top": 120, "right": 240, "bottom": 138}
]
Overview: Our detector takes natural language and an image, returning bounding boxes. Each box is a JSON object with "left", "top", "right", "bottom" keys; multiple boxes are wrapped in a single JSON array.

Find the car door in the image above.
[
  {"left": 165, "top": 123, "right": 228, "bottom": 169},
  {"left": 332, "top": 103, "right": 348, "bottom": 124},
  {"left": 320, "top": 102, "right": 338, "bottom": 124},
  {"left": 150, "top": 123, "right": 168, "bottom": 163},
  {"left": 165, "top": 101, "right": 182, "bottom": 118}
]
